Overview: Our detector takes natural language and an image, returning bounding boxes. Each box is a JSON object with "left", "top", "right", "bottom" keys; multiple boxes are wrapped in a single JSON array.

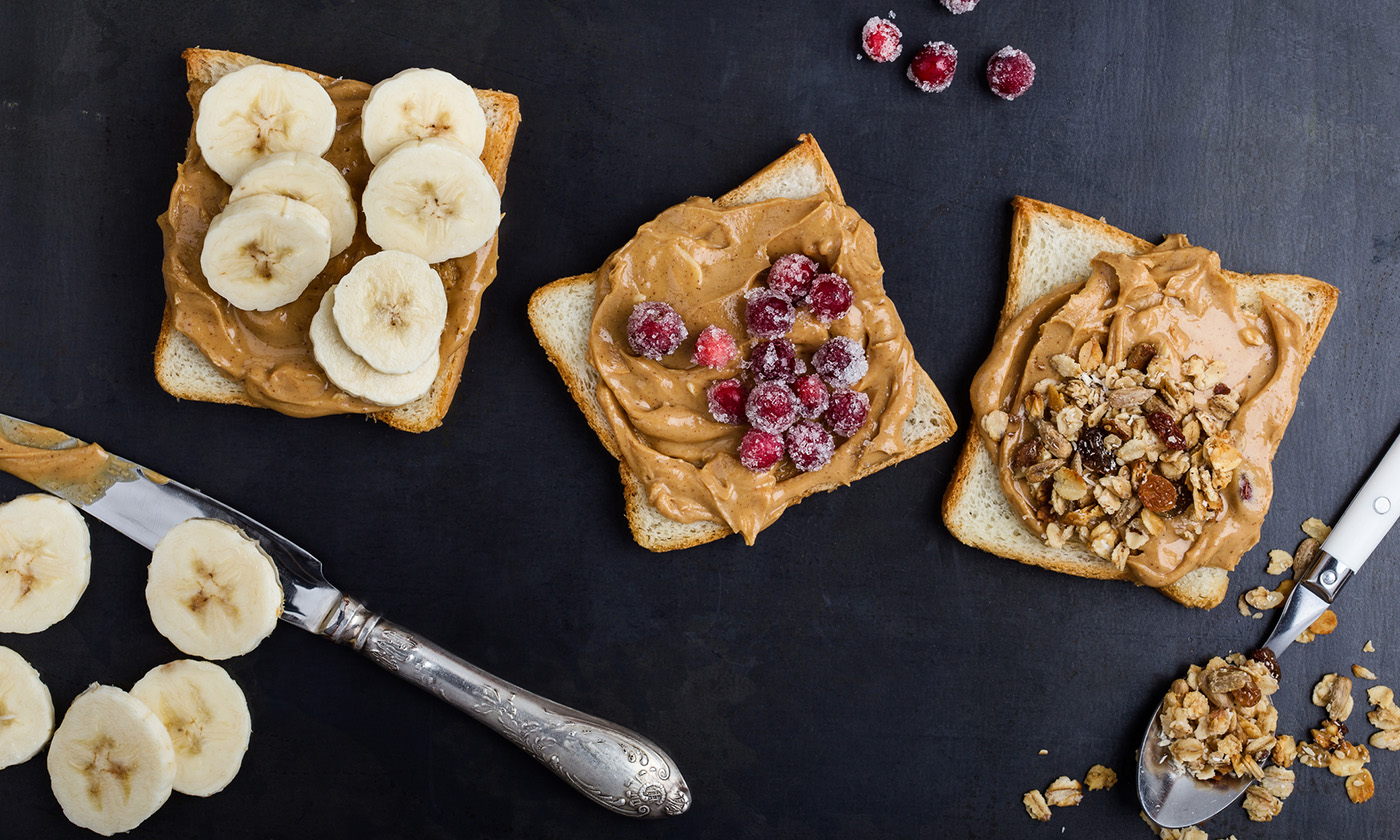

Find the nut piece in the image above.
[
  {"left": 1265, "top": 549, "right": 1293, "bottom": 575},
  {"left": 1293, "top": 537, "right": 1321, "bottom": 577},
  {"left": 1364, "top": 640, "right": 1376, "bottom": 653},
  {"left": 1022, "top": 789, "right": 1051, "bottom": 821},
  {"left": 1347, "top": 769, "right": 1375, "bottom": 804},
  {"left": 1243, "top": 786, "right": 1283, "bottom": 822},
  {"left": 1310, "top": 673, "right": 1355, "bottom": 722},
  {"left": 1084, "top": 764, "right": 1117, "bottom": 791},
  {"left": 1302, "top": 517, "right": 1331, "bottom": 541},
  {"left": 1353, "top": 664, "right": 1377, "bottom": 680},
  {"left": 1044, "top": 776, "right": 1082, "bottom": 807},
  {"left": 1244, "top": 586, "right": 1284, "bottom": 610}
]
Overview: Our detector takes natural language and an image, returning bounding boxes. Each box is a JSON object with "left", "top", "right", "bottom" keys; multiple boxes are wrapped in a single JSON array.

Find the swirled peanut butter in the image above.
[
  {"left": 971, "top": 236, "right": 1308, "bottom": 588},
  {"left": 0, "top": 417, "right": 141, "bottom": 505},
  {"left": 589, "top": 192, "right": 919, "bottom": 544},
  {"left": 158, "top": 66, "right": 500, "bottom": 418}
]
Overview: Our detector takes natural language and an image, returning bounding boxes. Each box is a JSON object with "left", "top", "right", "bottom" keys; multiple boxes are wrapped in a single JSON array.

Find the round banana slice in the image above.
[
  {"left": 0, "top": 494, "right": 91, "bottom": 634},
  {"left": 0, "top": 646, "right": 54, "bottom": 769},
  {"left": 201, "top": 193, "right": 332, "bottom": 312},
  {"left": 361, "top": 67, "right": 486, "bottom": 164},
  {"left": 48, "top": 684, "right": 176, "bottom": 837},
  {"left": 311, "top": 285, "right": 440, "bottom": 406},
  {"left": 146, "top": 519, "right": 283, "bottom": 661},
  {"left": 131, "top": 660, "right": 251, "bottom": 797},
  {"left": 195, "top": 63, "right": 337, "bottom": 185},
  {"left": 362, "top": 137, "right": 501, "bottom": 264},
  {"left": 229, "top": 151, "right": 358, "bottom": 257},
  {"left": 331, "top": 250, "right": 447, "bottom": 374}
]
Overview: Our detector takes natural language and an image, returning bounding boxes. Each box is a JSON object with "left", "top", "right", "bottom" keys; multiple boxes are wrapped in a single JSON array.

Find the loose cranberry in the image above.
[
  {"left": 739, "top": 429, "right": 785, "bottom": 472},
  {"left": 767, "top": 253, "right": 819, "bottom": 300},
  {"left": 749, "top": 338, "right": 804, "bottom": 383},
  {"left": 827, "top": 389, "right": 871, "bottom": 437},
  {"left": 807, "top": 273, "right": 854, "bottom": 323},
  {"left": 940, "top": 0, "right": 979, "bottom": 12},
  {"left": 706, "top": 378, "right": 747, "bottom": 425},
  {"left": 745, "top": 288, "right": 796, "bottom": 339},
  {"left": 793, "top": 373, "right": 830, "bottom": 419},
  {"left": 691, "top": 325, "right": 738, "bottom": 370},
  {"left": 987, "top": 46, "right": 1035, "bottom": 100},
  {"left": 907, "top": 42, "right": 957, "bottom": 94},
  {"left": 860, "top": 17, "right": 903, "bottom": 63},
  {"left": 626, "top": 301, "right": 687, "bottom": 360},
  {"left": 786, "top": 421, "right": 835, "bottom": 472},
  {"left": 745, "top": 381, "right": 799, "bottom": 434},
  {"left": 813, "top": 336, "right": 869, "bottom": 387}
]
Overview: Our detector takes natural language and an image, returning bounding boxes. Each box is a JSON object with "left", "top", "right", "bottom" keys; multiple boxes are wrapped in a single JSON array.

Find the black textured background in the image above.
[{"left": 3, "top": 1, "right": 1400, "bottom": 837}]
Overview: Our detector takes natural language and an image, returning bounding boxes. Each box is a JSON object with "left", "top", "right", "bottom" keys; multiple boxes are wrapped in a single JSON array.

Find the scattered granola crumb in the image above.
[
  {"left": 1038, "top": 748, "right": 1048, "bottom": 755},
  {"left": 1365, "top": 640, "right": 1376, "bottom": 653},
  {"left": 1023, "top": 789, "right": 1051, "bottom": 821},
  {"left": 1272, "top": 734, "right": 1297, "bottom": 768},
  {"left": 1044, "top": 776, "right": 1083, "bottom": 807},
  {"left": 1302, "top": 517, "right": 1331, "bottom": 541},
  {"left": 1297, "top": 629, "right": 1316, "bottom": 644},
  {"left": 1311, "top": 609, "right": 1339, "bottom": 635},
  {"left": 1254, "top": 612, "right": 1264, "bottom": 619},
  {"left": 1347, "top": 769, "right": 1375, "bottom": 804},
  {"left": 1354, "top": 664, "right": 1377, "bottom": 680},
  {"left": 1237, "top": 595, "right": 1252, "bottom": 617},
  {"left": 1266, "top": 548, "right": 1293, "bottom": 575},
  {"left": 1084, "top": 764, "right": 1117, "bottom": 790},
  {"left": 1243, "top": 785, "right": 1283, "bottom": 821},
  {"left": 1367, "top": 684, "right": 1400, "bottom": 750}
]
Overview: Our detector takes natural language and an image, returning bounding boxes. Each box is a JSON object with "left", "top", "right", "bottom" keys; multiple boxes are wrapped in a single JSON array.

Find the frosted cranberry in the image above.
[
  {"left": 785, "top": 421, "right": 835, "bottom": 472},
  {"left": 827, "top": 389, "right": 871, "bottom": 437},
  {"left": 807, "top": 274, "right": 853, "bottom": 323},
  {"left": 745, "top": 288, "right": 796, "bottom": 338},
  {"left": 767, "top": 253, "right": 819, "bottom": 300},
  {"left": 739, "top": 429, "right": 785, "bottom": 472},
  {"left": 627, "top": 301, "right": 687, "bottom": 359},
  {"left": 987, "top": 46, "right": 1035, "bottom": 100},
  {"left": 691, "top": 325, "right": 738, "bottom": 369},
  {"left": 749, "top": 338, "right": 804, "bottom": 383},
  {"left": 813, "top": 336, "right": 869, "bottom": 387},
  {"left": 793, "top": 373, "right": 829, "bottom": 419},
  {"left": 907, "top": 42, "right": 957, "bottom": 93},
  {"left": 706, "top": 378, "right": 747, "bottom": 425},
  {"left": 745, "top": 381, "right": 799, "bottom": 434},
  {"left": 940, "top": 0, "right": 979, "bottom": 12},
  {"left": 860, "top": 17, "right": 902, "bottom": 63}
]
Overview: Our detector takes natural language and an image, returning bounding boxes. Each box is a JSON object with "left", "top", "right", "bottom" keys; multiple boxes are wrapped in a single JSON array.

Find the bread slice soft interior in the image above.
[
  {"left": 528, "top": 135, "right": 957, "bottom": 551},
  {"left": 154, "top": 48, "right": 521, "bottom": 432},
  {"left": 942, "top": 196, "right": 1339, "bottom": 609}
]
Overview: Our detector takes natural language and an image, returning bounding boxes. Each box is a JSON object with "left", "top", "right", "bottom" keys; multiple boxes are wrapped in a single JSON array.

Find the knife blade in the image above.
[{"left": 0, "top": 413, "right": 691, "bottom": 818}]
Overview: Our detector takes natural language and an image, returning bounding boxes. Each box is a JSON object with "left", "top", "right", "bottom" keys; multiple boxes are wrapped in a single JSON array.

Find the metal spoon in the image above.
[{"left": 1138, "top": 431, "right": 1400, "bottom": 829}]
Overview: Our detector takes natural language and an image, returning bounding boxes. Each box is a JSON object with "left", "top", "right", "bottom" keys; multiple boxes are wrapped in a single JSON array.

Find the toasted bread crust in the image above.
[
  {"left": 943, "top": 197, "right": 1339, "bottom": 608},
  {"left": 154, "top": 48, "right": 521, "bottom": 432}
]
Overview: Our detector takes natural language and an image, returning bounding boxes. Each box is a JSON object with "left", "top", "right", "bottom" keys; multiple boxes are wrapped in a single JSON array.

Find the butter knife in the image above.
[{"left": 0, "top": 413, "right": 691, "bottom": 819}]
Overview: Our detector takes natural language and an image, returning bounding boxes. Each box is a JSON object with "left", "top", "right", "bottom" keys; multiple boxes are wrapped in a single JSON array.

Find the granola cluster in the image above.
[
  {"left": 1021, "top": 764, "right": 1116, "bottom": 822},
  {"left": 982, "top": 340, "right": 1248, "bottom": 570},
  {"left": 1159, "top": 653, "right": 1280, "bottom": 782}
]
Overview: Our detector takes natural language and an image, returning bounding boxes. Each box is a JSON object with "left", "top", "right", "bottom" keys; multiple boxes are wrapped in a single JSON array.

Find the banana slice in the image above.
[
  {"left": 331, "top": 250, "right": 447, "bottom": 374},
  {"left": 201, "top": 193, "right": 332, "bottom": 311},
  {"left": 311, "top": 286, "right": 440, "bottom": 406},
  {"left": 145, "top": 519, "right": 283, "bottom": 661},
  {"left": 361, "top": 67, "right": 487, "bottom": 164},
  {"left": 195, "top": 63, "right": 337, "bottom": 185},
  {"left": 361, "top": 137, "right": 501, "bottom": 263},
  {"left": 0, "top": 494, "right": 91, "bottom": 634},
  {"left": 48, "top": 684, "right": 176, "bottom": 836},
  {"left": 130, "top": 660, "right": 251, "bottom": 797},
  {"left": 0, "top": 646, "right": 54, "bottom": 769},
  {"left": 229, "top": 151, "right": 358, "bottom": 257}
]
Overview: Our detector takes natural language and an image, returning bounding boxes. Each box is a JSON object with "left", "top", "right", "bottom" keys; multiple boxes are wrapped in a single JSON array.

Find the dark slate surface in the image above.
[{"left": 3, "top": 1, "right": 1399, "bottom": 837}]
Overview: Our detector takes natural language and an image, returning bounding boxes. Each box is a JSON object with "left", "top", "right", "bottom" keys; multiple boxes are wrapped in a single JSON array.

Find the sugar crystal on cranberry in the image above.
[
  {"left": 907, "top": 42, "right": 957, "bottom": 93},
  {"left": 767, "top": 253, "right": 819, "bottom": 300},
  {"left": 745, "top": 287, "right": 796, "bottom": 339},
  {"left": 807, "top": 273, "right": 854, "bottom": 323},
  {"left": 786, "top": 421, "right": 835, "bottom": 472},
  {"left": 745, "top": 381, "right": 799, "bottom": 434},
  {"left": 739, "top": 429, "right": 785, "bottom": 472},
  {"left": 792, "top": 373, "right": 830, "bottom": 419},
  {"left": 827, "top": 389, "right": 871, "bottom": 437},
  {"left": 987, "top": 46, "right": 1035, "bottom": 100},
  {"left": 626, "top": 301, "right": 687, "bottom": 359},
  {"left": 813, "top": 336, "right": 869, "bottom": 387},
  {"left": 691, "top": 324, "right": 738, "bottom": 369},
  {"left": 860, "top": 17, "right": 903, "bottom": 63},
  {"left": 749, "top": 338, "right": 804, "bottom": 383},
  {"left": 706, "top": 378, "right": 747, "bottom": 425}
]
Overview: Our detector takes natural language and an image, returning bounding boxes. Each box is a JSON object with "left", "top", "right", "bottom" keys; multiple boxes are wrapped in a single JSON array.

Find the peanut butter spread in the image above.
[
  {"left": 158, "top": 68, "right": 499, "bottom": 418},
  {"left": 0, "top": 417, "right": 140, "bottom": 505},
  {"left": 589, "top": 192, "right": 919, "bottom": 544},
  {"left": 971, "top": 236, "right": 1308, "bottom": 588}
]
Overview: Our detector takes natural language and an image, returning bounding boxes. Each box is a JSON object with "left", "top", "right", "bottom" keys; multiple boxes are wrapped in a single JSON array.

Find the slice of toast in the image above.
[
  {"left": 942, "top": 197, "right": 1338, "bottom": 608},
  {"left": 528, "top": 135, "right": 957, "bottom": 551},
  {"left": 154, "top": 48, "right": 522, "bottom": 432}
]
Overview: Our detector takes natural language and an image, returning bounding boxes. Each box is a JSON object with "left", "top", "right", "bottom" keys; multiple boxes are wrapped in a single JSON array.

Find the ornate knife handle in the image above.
[{"left": 321, "top": 595, "right": 691, "bottom": 818}]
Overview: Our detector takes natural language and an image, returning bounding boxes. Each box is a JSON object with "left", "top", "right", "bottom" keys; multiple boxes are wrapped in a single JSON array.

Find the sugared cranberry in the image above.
[
  {"left": 706, "top": 378, "right": 747, "bottom": 425},
  {"left": 827, "top": 389, "right": 871, "bottom": 437},
  {"left": 940, "top": 0, "right": 979, "bottom": 13},
  {"left": 767, "top": 253, "right": 819, "bottom": 300},
  {"left": 807, "top": 273, "right": 854, "bottom": 323},
  {"left": 907, "top": 42, "right": 957, "bottom": 93},
  {"left": 860, "top": 17, "right": 902, "bottom": 63},
  {"left": 691, "top": 325, "right": 738, "bottom": 369},
  {"left": 792, "top": 373, "right": 830, "bottom": 419},
  {"left": 739, "top": 429, "right": 784, "bottom": 472},
  {"left": 745, "top": 381, "right": 799, "bottom": 434},
  {"left": 813, "top": 336, "right": 869, "bottom": 387},
  {"left": 786, "top": 421, "right": 835, "bottom": 472},
  {"left": 749, "top": 338, "right": 804, "bottom": 383},
  {"left": 987, "top": 46, "right": 1035, "bottom": 100},
  {"left": 745, "top": 288, "right": 796, "bottom": 339},
  {"left": 627, "top": 301, "right": 687, "bottom": 360}
]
